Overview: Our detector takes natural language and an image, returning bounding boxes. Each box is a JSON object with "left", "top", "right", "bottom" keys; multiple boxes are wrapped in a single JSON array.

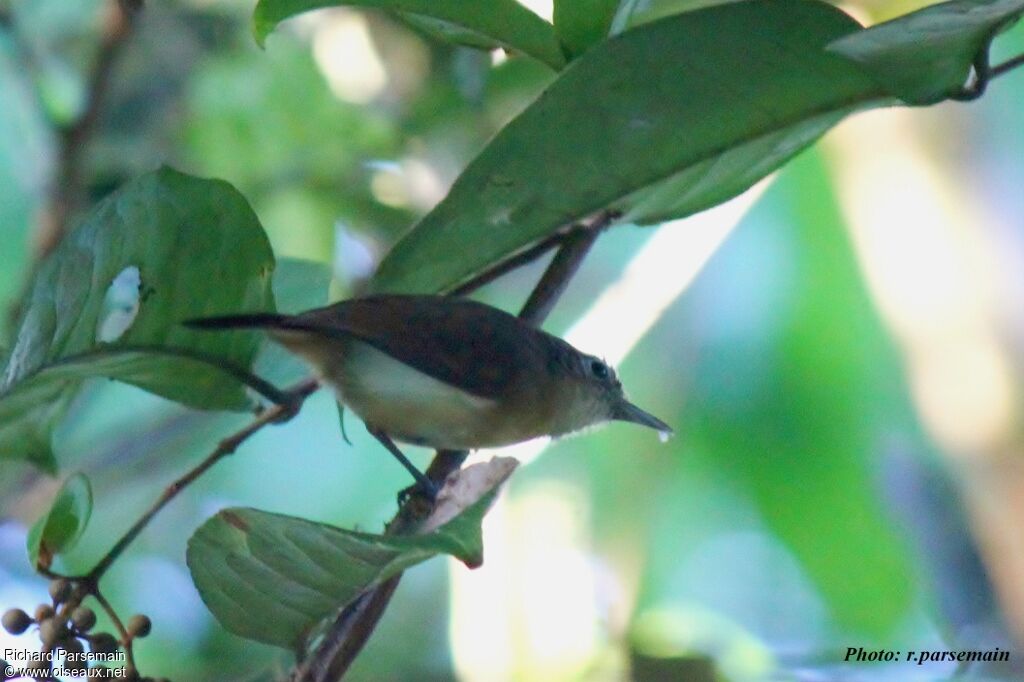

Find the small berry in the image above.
[
  {"left": 89, "top": 632, "right": 119, "bottom": 655},
  {"left": 2, "top": 608, "right": 32, "bottom": 635},
  {"left": 26, "top": 657, "right": 50, "bottom": 673},
  {"left": 59, "top": 635, "right": 84, "bottom": 654},
  {"left": 34, "top": 604, "right": 54, "bottom": 622},
  {"left": 65, "top": 656, "right": 88, "bottom": 675},
  {"left": 71, "top": 606, "right": 97, "bottom": 632},
  {"left": 48, "top": 578, "right": 72, "bottom": 604},
  {"left": 38, "top": 616, "right": 66, "bottom": 647},
  {"left": 127, "top": 614, "right": 151, "bottom": 639}
]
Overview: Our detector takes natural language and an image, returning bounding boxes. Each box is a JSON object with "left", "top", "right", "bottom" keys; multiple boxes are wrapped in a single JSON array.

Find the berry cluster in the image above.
[{"left": 1, "top": 578, "right": 162, "bottom": 681}]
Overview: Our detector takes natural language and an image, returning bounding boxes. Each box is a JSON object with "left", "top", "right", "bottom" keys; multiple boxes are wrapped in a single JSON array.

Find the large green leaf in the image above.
[
  {"left": 187, "top": 460, "right": 514, "bottom": 649},
  {"left": 553, "top": 0, "right": 621, "bottom": 57},
  {"left": 369, "top": 0, "right": 879, "bottom": 293},
  {"left": 0, "top": 168, "right": 276, "bottom": 470},
  {"left": 619, "top": 110, "right": 847, "bottom": 225},
  {"left": 617, "top": 0, "right": 729, "bottom": 30},
  {"left": 26, "top": 472, "right": 92, "bottom": 570},
  {"left": 252, "top": 0, "right": 566, "bottom": 70},
  {"left": 828, "top": 0, "right": 1024, "bottom": 104},
  {"left": 398, "top": 12, "right": 507, "bottom": 51},
  {"left": 369, "top": 0, "right": 1023, "bottom": 295}
]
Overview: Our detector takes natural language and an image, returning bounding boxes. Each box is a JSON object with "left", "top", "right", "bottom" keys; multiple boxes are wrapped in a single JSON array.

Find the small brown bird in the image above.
[{"left": 187, "top": 295, "right": 671, "bottom": 495}]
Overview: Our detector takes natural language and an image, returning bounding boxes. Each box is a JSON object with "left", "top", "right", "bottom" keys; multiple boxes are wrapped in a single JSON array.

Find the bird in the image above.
[{"left": 185, "top": 294, "right": 672, "bottom": 496}]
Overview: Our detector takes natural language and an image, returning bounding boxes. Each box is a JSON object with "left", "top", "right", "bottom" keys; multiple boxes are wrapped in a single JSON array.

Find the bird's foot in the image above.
[{"left": 396, "top": 478, "right": 439, "bottom": 507}]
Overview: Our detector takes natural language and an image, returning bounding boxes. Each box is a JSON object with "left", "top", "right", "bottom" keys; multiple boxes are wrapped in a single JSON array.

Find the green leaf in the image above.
[
  {"left": 398, "top": 13, "right": 505, "bottom": 51},
  {"left": 26, "top": 472, "right": 92, "bottom": 570},
  {"left": 370, "top": 0, "right": 1023, "bottom": 295},
  {"left": 619, "top": 110, "right": 847, "bottom": 225},
  {"left": 370, "top": 0, "right": 879, "bottom": 293},
  {"left": 616, "top": 0, "right": 726, "bottom": 30},
  {"left": 0, "top": 167, "right": 276, "bottom": 470},
  {"left": 553, "top": 0, "right": 621, "bottom": 57},
  {"left": 187, "top": 459, "right": 514, "bottom": 649},
  {"left": 828, "top": 0, "right": 1024, "bottom": 104},
  {"left": 252, "top": 0, "right": 566, "bottom": 70}
]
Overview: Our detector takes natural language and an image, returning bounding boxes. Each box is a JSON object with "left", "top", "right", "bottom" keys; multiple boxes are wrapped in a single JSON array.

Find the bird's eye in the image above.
[{"left": 590, "top": 360, "right": 609, "bottom": 379}]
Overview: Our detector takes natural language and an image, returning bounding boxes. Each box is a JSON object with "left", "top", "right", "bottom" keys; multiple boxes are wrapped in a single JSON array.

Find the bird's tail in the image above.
[{"left": 183, "top": 313, "right": 290, "bottom": 331}]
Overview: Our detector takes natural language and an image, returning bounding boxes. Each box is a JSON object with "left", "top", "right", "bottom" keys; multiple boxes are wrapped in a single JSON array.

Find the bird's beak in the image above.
[{"left": 612, "top": 400, "right": 673, "bottom": 436}]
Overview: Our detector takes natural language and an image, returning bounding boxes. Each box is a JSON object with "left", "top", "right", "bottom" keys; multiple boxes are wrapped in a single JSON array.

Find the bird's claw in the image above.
[{"left": 396, "top": 479, "right": 439, "bottom": 507}]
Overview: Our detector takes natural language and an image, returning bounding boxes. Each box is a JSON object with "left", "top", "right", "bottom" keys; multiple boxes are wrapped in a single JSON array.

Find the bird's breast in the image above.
[
  {"left": 332, "top": 339, "right": 550, "bottom": 449},
  {"left": 270, "top": 328, "right": 582, "bottom": 449}
]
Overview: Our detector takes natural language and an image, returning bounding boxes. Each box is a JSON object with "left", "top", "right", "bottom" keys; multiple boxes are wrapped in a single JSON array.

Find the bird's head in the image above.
[{"left": 550, "top": 346, "right": 673, "bottom": 439}]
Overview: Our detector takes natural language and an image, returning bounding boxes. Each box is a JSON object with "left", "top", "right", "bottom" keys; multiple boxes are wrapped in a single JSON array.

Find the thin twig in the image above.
[
  {"left": 952, "top": 48, "right": 1024, "bottom": 102},
  {"left": 446, "top": 229, "right": 570, "bottom": 297},
  {"left": 292, "top": 210, "right": 618, "bottom": 682},
  {"left": 34, "top": 380, "right": 316, "bottom": 681},
  {"left": 991, "top": 52, "right": 1024, "bottom": 79},
  {"left": 86, "top": 378, "right": 318, "bottom": 582},
  {"left": 91, "top": 587, "right": 136, "bottom": 673},
  {"left": 518, "top": 212, "right": 618, "bottom": 326},
  {"left": 6, "top": 0, "right": 143, "bottom": 333},
  {"left": 36, "top": 0, "right": 143, "bottom": 258}
]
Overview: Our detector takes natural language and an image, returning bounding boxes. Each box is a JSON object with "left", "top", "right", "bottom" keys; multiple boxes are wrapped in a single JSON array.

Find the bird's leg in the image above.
[{"left": 366, "top": 426, "right": 438, "bottom": 502}]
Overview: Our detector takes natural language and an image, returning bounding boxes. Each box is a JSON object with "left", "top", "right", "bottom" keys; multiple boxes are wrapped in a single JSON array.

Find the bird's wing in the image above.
[{"left": 292, "top": 295, "right": 547, "bottom": 400}]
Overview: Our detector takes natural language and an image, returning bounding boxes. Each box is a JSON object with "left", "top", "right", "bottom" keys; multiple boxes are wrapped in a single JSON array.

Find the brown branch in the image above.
[
  {"left": 446, "top": 230, "right": 570, "bottom": 297},
  {"left": 518, "top": 214, "right": 616, "bottom": 325},
  {"left": 33, "top": 380, "right": 317, "bottom": 582},
  {"left": 951, "top": 47, "right": 1024, "bottom": 102},
  {"left": 291, "top": 210, "right": 618, "bottom": 682},
  {"left": 90, "top": 587, "right": 137, "bottom": 673},
  {"left": 6, "top": 0, "right": 143, "bottom": 334},
  {"left": 445, "top": 211, "right": 619, "bottom": 300},
  {"left": 33, "top": 378, "right": 318, "bottom": 682},
  {"left": 35, "top": 0, "right": 143, "bottom": 259},
  {"left": 87, "top": 378, "right": 318, "bottom": 582},
  {"left": 991, "top": 52, "right": 1024, "bottom": 79}
]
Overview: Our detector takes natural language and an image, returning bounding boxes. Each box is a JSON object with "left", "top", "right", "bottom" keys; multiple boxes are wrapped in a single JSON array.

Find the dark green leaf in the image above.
[
  {"left": 828, "top": 0, "right": 1024, "bottom": 104},
  {"left": 0, "top": 168, "right": 276, "bottom": 470},
  {"left": 370, "top": 0, "right": 879, "bottom": 293},
  {"left": 187, "top": 459, "right": 514, "bottom": 649},
  {"left": 619, "top": 110, "right": 847, "bottom": 225},
  {"left": 252, "top": 0, "right": 566, "bottom": 70},
  {"left": 370, "top": 0, "right": 1023, "bottom": 295},
  {"left": 399, "top": 13, "right": 504, "bottom": 51},
  {"left": 26, "top": 472, "right": 92, "bottom": 570},
  {"left": 553, "top": 0, "right": 620, "bottom": 57},
  {"left": 617, "top": 0, "right": 726, "bottom": 30}
]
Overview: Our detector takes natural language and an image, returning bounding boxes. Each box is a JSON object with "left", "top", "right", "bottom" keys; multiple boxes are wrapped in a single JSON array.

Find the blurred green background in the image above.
[{"left": 1, "top": 0, "right": 1023, "bottom": 680}]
